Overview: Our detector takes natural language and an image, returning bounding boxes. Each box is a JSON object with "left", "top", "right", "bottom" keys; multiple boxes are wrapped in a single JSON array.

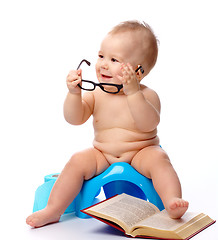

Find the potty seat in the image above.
[{"left": 33, "top": 162, "right": 164, "bottom": 218}]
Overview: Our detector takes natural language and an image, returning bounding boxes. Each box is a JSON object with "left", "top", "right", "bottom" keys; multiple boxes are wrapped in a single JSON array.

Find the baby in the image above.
[{"left": 26, "top": 20, "right": 189, "bottom": 228}]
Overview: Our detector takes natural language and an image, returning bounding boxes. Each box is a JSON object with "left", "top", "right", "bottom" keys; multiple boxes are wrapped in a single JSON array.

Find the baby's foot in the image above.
[
  {"left": 167, "top": 198, "right": 189, "bottom": 219},
  {"left": 26, "top": 207, "right": 61, "bottom": 228}
]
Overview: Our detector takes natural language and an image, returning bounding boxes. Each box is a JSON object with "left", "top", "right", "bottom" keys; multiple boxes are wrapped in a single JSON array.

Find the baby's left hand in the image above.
[{"left": 118, "top": 63, "right": 140, "bottom": 95}]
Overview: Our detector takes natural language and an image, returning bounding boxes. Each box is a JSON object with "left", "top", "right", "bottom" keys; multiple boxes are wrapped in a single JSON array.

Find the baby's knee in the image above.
[
  {"left": 151, "top": 149, "right": 172, "bottom": 170},
  {"left": 67, "top": 151, "right": 97, "bottom": 180},
  {"left": 68, "top": 152, "right": 89, "bottom": 168},
  {"left": 132, "top": 147, "right": 170, "bottom": 175},
  {"left": 155, "top": 149, "right": 170, "bottom": 162},
  {"left": 68, "top": 152, "right": 81, "bottom": 166}
]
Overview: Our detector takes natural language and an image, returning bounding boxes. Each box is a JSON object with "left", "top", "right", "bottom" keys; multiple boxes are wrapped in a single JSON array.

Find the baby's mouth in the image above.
[{"left": 101, "top": 74, "right": 112, "bottom": 81}]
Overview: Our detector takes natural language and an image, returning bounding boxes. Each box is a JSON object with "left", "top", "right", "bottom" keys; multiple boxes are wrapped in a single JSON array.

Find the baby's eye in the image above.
[
  {"left": 111, "top": 58, "right": 118, "bottom": 62},
  {"left": 98, "top": 54, "right": 104, "bottom": 59}
]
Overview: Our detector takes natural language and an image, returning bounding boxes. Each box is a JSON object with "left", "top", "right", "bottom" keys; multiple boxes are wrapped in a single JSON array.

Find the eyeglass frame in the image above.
[{"left": 76, "top": 59, "right": 144, "bottom": 94}]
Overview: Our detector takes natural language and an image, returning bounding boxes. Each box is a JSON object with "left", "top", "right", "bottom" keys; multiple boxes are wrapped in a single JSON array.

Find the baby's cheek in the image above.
[{"left": 96, "top": 72, "right": 101, "bottom": 82}]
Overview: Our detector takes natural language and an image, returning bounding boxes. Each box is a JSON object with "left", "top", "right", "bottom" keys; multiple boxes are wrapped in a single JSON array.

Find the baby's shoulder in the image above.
[
  {"left": 140, "top": 84, "right": 161, "bottom": 111},
  {"left": 141, "top": 84, "right": 159, "bottom": 98}
]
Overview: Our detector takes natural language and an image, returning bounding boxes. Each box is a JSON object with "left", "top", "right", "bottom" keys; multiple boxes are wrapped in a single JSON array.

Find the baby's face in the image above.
[{"left": 95, "top": 32, "right": 142, "bottom": 85}]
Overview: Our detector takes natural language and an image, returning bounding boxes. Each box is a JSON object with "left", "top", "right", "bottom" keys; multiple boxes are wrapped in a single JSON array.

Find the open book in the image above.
[{"left": 81, "top": 193, "right": 215, "bottom": 239}]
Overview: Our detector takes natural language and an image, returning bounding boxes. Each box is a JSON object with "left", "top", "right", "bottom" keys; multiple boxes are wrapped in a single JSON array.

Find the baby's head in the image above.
[
  {"left": 96, "top": 20, "right": 158, "bottom": 85},
  {"left": 108, "top": 21, "right": 158, "bottom": 76}
]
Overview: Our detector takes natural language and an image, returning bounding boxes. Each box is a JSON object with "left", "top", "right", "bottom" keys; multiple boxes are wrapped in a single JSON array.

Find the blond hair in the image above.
[{"left": 109, "top": 20, "right": 158, "bottom": 72}]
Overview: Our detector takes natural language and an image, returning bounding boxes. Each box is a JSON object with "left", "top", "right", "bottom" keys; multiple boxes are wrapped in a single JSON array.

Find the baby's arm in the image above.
[
  {"left": 119, "top": 63, "right": 160, "bottom": 132},
  {"left": 127, "top": 89, "right": 160, "bottom": 132},
  {"left": 64, "top": 69, "right": 94, "bottom": 125}
]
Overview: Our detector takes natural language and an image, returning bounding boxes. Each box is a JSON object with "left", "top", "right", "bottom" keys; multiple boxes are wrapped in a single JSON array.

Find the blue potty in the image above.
[
  {"left": 75, "top": 162, "right": 164, "bottom": 218},
  {"left": 33, "top": 174, "right": 75, "bottom": 214},
  {"left": 33, "top": 162, "right": 164, "bottom": 218}
]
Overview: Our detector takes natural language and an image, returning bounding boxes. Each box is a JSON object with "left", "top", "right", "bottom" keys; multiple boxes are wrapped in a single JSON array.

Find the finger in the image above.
[
  {"left": 122, "top": 67, "right": 133, "bottom": 83},
  {"left": 117, "top": 75, "right": 126, "bottom": 84},
  {"left": 123, "top": 63, "right": 134, "bottom": 76},
  {"left": 77, "top": 69, "right": 82, "bottom": 76},
  {"left": 67, "top": 73, "right": 81, "bottom": 83},
  {"left": 122, "top": 64, "right": 132, "bottom": 77},
  {"left": 67, "top": 79, "right": 81, "bottom": 87},
  {"left": 120, "top": 63, "right": 128, "bottom": 73},
  {"left": 121, "top": 64, "right": 129, "bottom": 76},
  {"left": 127, "top": 63, "right": 135, "bottom": 75},
  {"left": 67, "top": 71, "right": 77, "bottom": 80},
  {"left": 120, "top": 63, "right": 134, "bottom": 83},
  {"left": 119, "top": 66, "right": 128, "bottom": 83}
]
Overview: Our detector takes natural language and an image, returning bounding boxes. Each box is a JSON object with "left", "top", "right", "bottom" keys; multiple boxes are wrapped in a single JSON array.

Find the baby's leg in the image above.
[
  {"left": 26, "top": 148, "right": 109, "bottom": 227},
  {"left": 131, "top": 146, "right": 188, "bottom": 219}
]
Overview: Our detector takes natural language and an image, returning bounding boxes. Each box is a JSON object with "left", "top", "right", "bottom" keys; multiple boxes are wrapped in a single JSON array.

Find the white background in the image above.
[{"left": 0, "top": 0, "right": 217, "bottom": 239}]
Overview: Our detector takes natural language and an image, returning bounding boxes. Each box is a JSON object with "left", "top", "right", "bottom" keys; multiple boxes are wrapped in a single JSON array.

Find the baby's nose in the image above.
[{"left": 101, "top": 61, "right": 109, "bottom": 70}]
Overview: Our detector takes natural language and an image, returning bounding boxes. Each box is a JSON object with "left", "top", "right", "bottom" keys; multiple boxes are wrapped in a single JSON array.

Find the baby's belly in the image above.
[{"left": 93, "top": 128, "right": 159, "bottom": 164}]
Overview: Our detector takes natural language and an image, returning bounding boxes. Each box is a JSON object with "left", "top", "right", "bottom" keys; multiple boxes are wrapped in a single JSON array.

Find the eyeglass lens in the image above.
[{"left": 80, "top": 80, "right": 122, "bottom": 94}]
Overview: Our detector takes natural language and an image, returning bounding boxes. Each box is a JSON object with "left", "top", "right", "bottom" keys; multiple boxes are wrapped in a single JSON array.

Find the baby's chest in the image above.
[{"left": 93, "top": 96, "right": 134, "bottom": 128}]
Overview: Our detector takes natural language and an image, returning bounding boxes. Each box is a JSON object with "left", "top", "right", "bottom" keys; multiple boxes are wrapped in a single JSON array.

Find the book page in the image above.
[
  {"left": 131, "top": 210, "right": 215, "bottom": 238},
  {"left": 88, "top": 194, "right": 160, "bottom": 229},
  {"left": 135, "top": 209, "right": 200, "bottom": 231}
]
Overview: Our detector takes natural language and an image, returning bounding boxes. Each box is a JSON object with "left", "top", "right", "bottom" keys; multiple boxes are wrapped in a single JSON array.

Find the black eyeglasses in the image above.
[{"left": 77, "top": 59, "right": 144, "bottom": 94}]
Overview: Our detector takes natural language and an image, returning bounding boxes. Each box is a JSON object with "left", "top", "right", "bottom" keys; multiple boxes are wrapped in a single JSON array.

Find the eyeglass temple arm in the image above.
[
  {"left": 77, "top": 59, "right": 143, "bottom": 75},
  {"left": 135, "top": 65, "right": 144, "bottom": 74},
  {"left": 77, "top": 59, "right": 91, "bottom": 70}
]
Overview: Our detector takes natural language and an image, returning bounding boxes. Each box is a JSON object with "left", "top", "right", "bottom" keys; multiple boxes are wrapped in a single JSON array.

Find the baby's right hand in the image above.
[{"left": 66, "top": 69, "right": 82, "bottom": 94}]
